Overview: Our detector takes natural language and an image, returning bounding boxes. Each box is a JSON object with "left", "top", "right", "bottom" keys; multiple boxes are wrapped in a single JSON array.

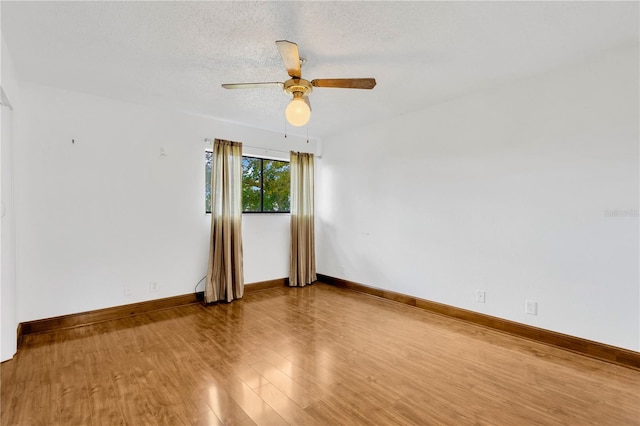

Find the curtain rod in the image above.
[{"left": 204, "top": 138, "right": 301, "bottom": 155}]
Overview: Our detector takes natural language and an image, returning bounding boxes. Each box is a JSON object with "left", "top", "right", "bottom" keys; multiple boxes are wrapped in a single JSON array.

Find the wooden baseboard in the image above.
[
  {"left": 16, "top": 323, "right": 23, "bottom": 351},
  {"left": 245, "top": 277, "right": 289, "bottom": 293},
  {"left": 18, "top": 278, "right": 288, "bottom": 341},
  {"left": 317, "top": 274, "right": 640, "bottom": 370},
  {"left": 20, "top": 293, "right": 201, "bottom": 337}
]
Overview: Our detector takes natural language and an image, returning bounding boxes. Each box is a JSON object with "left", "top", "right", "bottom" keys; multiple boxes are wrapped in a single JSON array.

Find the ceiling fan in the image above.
[{"left": 222, "top": 40, "right": 376, "bottom": 127}]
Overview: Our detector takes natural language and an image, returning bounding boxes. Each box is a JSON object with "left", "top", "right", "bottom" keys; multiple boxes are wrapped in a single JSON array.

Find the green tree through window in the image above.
[{"left": 205, "top": 152, "right": 290, "bottom": 213}]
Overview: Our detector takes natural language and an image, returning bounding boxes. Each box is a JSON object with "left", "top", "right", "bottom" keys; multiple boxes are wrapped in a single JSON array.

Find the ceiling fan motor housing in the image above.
[{"left": 283, "top": 78, "right": 313, "bottom": 97}]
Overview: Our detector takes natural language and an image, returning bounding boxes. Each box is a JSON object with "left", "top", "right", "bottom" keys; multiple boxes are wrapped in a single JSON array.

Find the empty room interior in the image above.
[{"left": 1, "top": 1, "right": 639, "bottom": 425}]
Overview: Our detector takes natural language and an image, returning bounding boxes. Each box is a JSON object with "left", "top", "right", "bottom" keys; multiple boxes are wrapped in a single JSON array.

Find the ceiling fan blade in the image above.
[
  {"left": 221, "top": 82, "right": 283, "bottom": 89},
  {"left": 276, "top": 40, "right": 301, "bottom": 78},
  {"left": 311, "top": 78, "right": 377, "bottom": 89}
]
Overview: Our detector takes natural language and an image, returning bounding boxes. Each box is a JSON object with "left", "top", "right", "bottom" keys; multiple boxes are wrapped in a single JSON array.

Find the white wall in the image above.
[
  {"left": 13, "top": 82, "right": 318, "bottom": 322},
  {"left": 317, "top": 45, "right": 639, "bottom": 351},
  {"left": 1, "top": 35, "right": 19, "bottom": 361}
]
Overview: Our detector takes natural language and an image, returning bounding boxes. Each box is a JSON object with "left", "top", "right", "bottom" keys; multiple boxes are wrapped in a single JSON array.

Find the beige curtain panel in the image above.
[
  {"left": 289, "top": 151, "right": 317, "bottom": 287},
  {"left": 205, "top": 139, "right": 244, "bottom": 303}
]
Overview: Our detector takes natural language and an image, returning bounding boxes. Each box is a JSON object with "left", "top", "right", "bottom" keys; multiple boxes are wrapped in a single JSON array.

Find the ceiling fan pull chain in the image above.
[
  {"left": 284, "top": 116, "right": 288, "bottom": 139},
  {"left": 306, "top": 126, "right": 309, "bottom": 144}
]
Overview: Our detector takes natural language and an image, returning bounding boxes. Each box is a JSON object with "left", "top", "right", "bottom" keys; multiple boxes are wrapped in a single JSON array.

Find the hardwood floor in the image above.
[{"left": 2, "top": 283, "right": 639, "bottom": 425}]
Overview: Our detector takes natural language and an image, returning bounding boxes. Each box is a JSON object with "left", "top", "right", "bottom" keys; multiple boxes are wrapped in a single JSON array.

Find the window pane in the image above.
[
  {"left": 263, "top": 160, "right": 290, "bottom": 212},
  {"left": 205, "top": 151, "right": 212, "bottom": 213},
  {"left": 206, "top": 152, "right": 290, "bottom": 214},
  {"left": 242, "top": 157, "right": 262, "bottom": 212}
]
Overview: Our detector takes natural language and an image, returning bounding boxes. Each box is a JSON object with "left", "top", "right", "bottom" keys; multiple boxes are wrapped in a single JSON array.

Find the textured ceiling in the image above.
[{"left": 2, "top": 1, "right": 638, "bottom": 139}]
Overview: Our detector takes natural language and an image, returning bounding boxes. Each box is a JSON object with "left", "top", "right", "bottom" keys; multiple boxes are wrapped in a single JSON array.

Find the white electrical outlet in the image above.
[
  {"left": 150, "top": 282, "right": 158, "bottom": 293},
  {"left": 526, "top": 300, "right": 537, "bottom": 315},
  {"left": 476, "top": 290, "right": 486, "bottom": 303}
]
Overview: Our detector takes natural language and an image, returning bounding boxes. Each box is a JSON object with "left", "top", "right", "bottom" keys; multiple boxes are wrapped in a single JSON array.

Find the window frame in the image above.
[{"left": 205, "top": 151, "right": 290, "bottom": 214}]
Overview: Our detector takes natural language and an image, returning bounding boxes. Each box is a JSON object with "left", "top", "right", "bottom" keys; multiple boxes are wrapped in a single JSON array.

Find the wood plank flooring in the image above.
[{"left": 2, "top": 283, "right": 640, "bottom": 425}]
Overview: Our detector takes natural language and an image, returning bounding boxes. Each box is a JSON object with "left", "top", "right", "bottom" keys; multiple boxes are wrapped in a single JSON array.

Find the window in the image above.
[{"left": 206, "top": 152, "right": 290, "bottom": 213}]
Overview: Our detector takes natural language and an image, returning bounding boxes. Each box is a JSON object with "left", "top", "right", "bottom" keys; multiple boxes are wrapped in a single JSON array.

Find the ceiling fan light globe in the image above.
[{"left": 285, "top": 98, "right": 311, "bottom": 127}]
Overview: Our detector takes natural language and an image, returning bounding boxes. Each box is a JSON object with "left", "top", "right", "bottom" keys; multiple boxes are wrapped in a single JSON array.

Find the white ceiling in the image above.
[{"left": 2, "top": 1, "right": 638, "bottom": 139}]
